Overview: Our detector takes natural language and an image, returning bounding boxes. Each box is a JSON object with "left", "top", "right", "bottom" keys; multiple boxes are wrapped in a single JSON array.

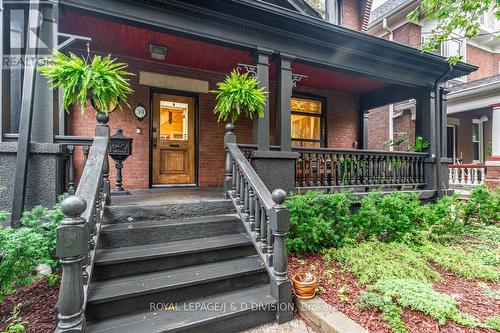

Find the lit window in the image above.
[{"left": 291, "top": 97, "right": 324, "bottom": 148}]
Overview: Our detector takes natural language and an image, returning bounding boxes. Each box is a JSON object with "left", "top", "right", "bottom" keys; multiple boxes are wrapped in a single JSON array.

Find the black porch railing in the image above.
[
  {"left": 224, "top": 125, "right": 293, "bottom": 323},
  {"left": 55, "top": 117, "right": 111, "bottom": 332},
  {"left": 238, "top": 144, "right": 428, "bottom": 191}
]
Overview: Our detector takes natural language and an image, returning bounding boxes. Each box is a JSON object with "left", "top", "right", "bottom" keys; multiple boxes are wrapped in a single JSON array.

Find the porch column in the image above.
[
  {"left": 416, "top": 87, "right": 439, "bottom": 194},
  {"left": 358, "top": 108, "right": 368, "bottom": 149},
  {"left": 440, "top": 87, "right": 451, "bottom": 190},
  {"left": 273, "top": 53, "right": 294, "bottom": 152},
  {"left": 31, "top": 0, "right": 57, "bottom": 143},
  {"left": 0, "top": 0, "right": 3, "bottom": 142},
  {"left": 253, "top": 48, "right": 272, "bottom": 151},
  {"left": 251, "top": 53, "right": 298, "bottom": 194},
  {"left": 485, "top": 104, "right": 500, "bottom": 189}
]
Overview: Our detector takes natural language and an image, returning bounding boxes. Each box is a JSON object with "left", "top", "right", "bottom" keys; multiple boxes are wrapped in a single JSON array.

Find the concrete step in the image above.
[
  {"left": 86, "top": 256, "right": 269, "bottom": 321},
  {"left": 104, "top": 200, "right": 234, "bottom": 223},
  {"left": 86, "top": 285, "right": 276, "bottom": 333},
  {"left": 93, "top": 233, "right": 255, "bottom": 280},
  {"left": 99, "top": 214, "right": 244, "bottom": 249}
]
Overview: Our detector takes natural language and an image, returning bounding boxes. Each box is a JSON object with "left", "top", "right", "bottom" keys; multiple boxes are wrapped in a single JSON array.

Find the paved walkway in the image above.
[{"left": 243, "top": 319, "right": 316, "bottom": 333}]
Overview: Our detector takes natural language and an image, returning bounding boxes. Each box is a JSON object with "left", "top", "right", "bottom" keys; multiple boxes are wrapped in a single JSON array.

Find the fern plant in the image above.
[
  {"left": 211, "top": 70, "right": 267, "bottom": 123},
  {"left": 412, "top": 136, "right": 430, "bottom": 152},
  {"left": 38, "top": 51, "right": 133, "bottom": 114}
]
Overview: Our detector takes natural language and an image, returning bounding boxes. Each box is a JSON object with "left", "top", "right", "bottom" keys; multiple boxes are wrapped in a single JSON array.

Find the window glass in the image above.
[
  {"left": 159, "top": 100, "right": 188, "bottom": 141},
  {"left": 290, "top": 97, "right": 323, "bottom": 148}
]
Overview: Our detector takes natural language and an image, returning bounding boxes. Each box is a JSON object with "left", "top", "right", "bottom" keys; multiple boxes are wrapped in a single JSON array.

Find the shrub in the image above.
[
  {"left": 351, "top": 192, "right": 421, "bottom": 242},
  {"left": 485, "top": 316, "right": 500, "bottom": 331},
  {"left": 464, "top": 186, "right": 500, "bottom": 225},
  {"left": 358, "top": 292, "right": 407, "bottom": 333},
  {"left": 327, "top": 241, "right": 440, "bottom": 285},
  {"left": 0, "top": 203, "right": 63, "bottom": 295},
  {"left": 367, "top": 279, "right": 480, "bottom": 327},
  {"left": 285, "top": 191, "right": 353, "bottom": 253}
]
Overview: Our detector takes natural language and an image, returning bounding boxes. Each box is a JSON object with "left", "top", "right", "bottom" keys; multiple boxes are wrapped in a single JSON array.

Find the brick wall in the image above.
[
  {"left": 392, "top": 23, "right": 421, "bottom": 48},
  {"left": 342, "top": 0, "right": 362, "bottom": 31},
  {"left": 67, "top": 55, "right": 361, "bottom": 189},
  {"left": 466, "top": 45, "right": 500, "bottom": 81},
  {"left": 367, "top": 106, "right": 389, "bottom": 150}
]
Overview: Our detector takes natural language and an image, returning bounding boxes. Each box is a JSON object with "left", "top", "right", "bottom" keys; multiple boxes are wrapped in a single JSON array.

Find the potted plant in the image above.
[
  {"left": 211, "top": 70, "right": 267, "bottom": 123},
  {"left": 291, "top": 272, "right": 318, "bottom": 300},
  {"left": 38, "top": 51, "right": 133, "bottom": 115}
]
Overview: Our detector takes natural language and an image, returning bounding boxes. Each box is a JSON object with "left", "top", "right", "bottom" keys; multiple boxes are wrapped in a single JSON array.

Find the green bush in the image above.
[
  {"left": 358, "top": 292, "right": 407, "bottom": 333},
  {"left": 464, "top": 186, "right": 500, "bottom": 225},
  {"left": 0, "top": 203, "right": 63, "bottom": 295},
  {"left": 328, "top": 241, "right": 440, "bottom": 285},
  {"left": 485, "top": 316, "right": 500, "bottom": 331},
  {"left": 351, "top": 192, "right": 421, "bottom": 242},
  {"left": 286, "top": 191, "right": 353, "bottom": 253}
]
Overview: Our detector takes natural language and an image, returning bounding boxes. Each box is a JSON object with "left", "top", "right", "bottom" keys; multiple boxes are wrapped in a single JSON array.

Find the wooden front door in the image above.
[{"left": 152, "top": 93, "right": 195, "bottom": 185}]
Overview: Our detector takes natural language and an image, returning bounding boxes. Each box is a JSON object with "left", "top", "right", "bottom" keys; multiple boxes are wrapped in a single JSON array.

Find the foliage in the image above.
[
  {"left": 351, "top": 192, "right": 421, "bottom": 242},
  {"left": 463, "top": 186, "right": 500, "bottom": 225},
  {"left": 367, "top": 279, "right": 480, "bottom": 327},
  {"left": 408, "top": 0, "right": 497, "bottom": 64},
  {"left": 211, "top": 70, "right": 267, "bottom": 123},
  {"left": 0, "top": 210, "right": 7, "bottom": 223},
  {"left": 411, "top": 136, "right": 430, "bottom": 152},
  {"left": 460, "top": 224, "right": 500, "bottom": 266},
  {"left": 286, "top": 191, "right": 354, "bottom": 253},
  {"left": 358, "top": 292, "right": 407, "bottom": 333},
  {"left": 1, "top": 304, "right": 27, "bottom": 333},
  {"left": 328, "top": 241, "right": 440, "bottom": 285},
  {"left": 38, "top": 51, "right": 133, "bottom": 114},
  {"left": 381, "top": 135, "right": 407, "bottom": 150},
  {"left": 0, "top": 203, "right": 63, "bottom": 295},
  {"left": 485, "top": 316, "right": 500, "bottom": 331},
  {"left": 419, "top": 242, "right": 499, "bottom": 281}
]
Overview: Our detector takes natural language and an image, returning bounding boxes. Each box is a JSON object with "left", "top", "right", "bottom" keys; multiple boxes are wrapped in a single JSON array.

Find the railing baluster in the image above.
[
  {"left": 82, "top": 145, "right": 90, "bottom": 166},
  {"left": 301, "top": 153, "right": 307, "bottom": 187},
  {"left": 316, "top": 153, "right": 321, "bottom": 186},
  {"left": 267, "top": 212, "right": 273, "bottom": 266},
  {"left": 260, "top": 206, "right": 267, "bottom": 253},
  {"left": 248, "top": 187, "right": 255, "bottom": 230},
  {"left": 239, "top": 172, "right": 245, "bottom": 207},
  {"left": 67, "top": 145, "right": 75, "bottom": 195},
  {"left": 243, "top": 179, "right": 250, "bottom": 217},
  {"left": 254, "top": 197, "right": 261, "bottom": 241},
  {"left": 323, "top": 154, "right": 328, "bottom": 186}
]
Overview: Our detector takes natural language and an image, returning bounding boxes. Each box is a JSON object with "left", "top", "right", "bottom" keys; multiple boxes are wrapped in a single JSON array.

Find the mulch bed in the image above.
[
  {"left": 289, "top": 254, "right": 499, "bottom": 333},
  {"left": 0, "top": 277, "right": 59, "bottom": 333}
]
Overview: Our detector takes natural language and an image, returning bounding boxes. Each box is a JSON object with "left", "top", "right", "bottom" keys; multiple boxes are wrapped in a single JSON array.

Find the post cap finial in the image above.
[
  {"left": 225, "top": 123, "right": 235, "bottom": 133},
  {"left": 61, "top": 196, "right": 87, "bottom": 218},
  {"left": 272, "top": 189, "right": 286, "bottom": 205}
]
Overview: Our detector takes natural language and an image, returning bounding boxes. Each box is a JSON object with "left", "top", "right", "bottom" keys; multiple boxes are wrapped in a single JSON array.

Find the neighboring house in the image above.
[
  {"left": 0, "top": 1, "right": 476, "bottom": 331},
  {"left": 366, "top": 0, "right": 500, "bottom": 181}
]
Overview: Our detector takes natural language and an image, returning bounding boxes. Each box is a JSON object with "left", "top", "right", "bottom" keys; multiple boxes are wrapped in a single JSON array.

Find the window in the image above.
[
  {"left": 159, "top": 100, "right": 188, "bottom": 141},
  {"left": 472, "top": 120, "right": 484, "bottom": 163},
  {"left": 290, "top": 97, "right": 324, "bottom": 148}
]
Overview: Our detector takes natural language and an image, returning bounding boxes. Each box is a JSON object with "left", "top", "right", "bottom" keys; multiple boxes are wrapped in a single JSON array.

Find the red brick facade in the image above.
[
  {"left": 67, "top": 55, "right": 361, "bottom": 190},
  {"left": 466, "top": 45, "right": 500, "bottom": 82}
]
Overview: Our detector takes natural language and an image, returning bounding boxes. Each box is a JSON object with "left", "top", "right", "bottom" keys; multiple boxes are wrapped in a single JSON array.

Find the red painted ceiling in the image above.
[{"left": 60, "top": 10, "right": 388, "bottom": 94}]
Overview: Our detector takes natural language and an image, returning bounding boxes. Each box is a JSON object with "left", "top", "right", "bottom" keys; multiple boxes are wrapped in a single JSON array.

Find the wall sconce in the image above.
[{"left": 149, "top": 44, "right": 167, "bottom": 60}]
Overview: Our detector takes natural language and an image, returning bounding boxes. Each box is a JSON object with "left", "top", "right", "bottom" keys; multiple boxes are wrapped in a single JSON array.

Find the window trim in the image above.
[
  {"left": 472, "top": 119, "right": 484, "bottom": 163},
  {"left": 291, "top": 93, "right": 327, "bottom": 148}
]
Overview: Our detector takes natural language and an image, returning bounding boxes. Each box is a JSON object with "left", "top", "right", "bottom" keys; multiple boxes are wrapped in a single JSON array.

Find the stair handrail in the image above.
[
  {"left": 55, "top": 115, "right": 111, "bottom": 333},
  {"left": 223, "top": 124, "right": 293, "bottom": 324}
]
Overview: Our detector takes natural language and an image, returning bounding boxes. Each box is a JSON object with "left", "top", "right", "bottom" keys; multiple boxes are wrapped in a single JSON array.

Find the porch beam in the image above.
[
  {"left": 274, "top": 53, "right": 294, "bottom": 152},
  {"left": 59, "top": 0, "right": 475, "bottom": 87},
  {"left": 253, "top": 48, "right": 272, "bottom": 151},
  {"left": 359, "top": 85, "right": 419, "bottom": 111}
]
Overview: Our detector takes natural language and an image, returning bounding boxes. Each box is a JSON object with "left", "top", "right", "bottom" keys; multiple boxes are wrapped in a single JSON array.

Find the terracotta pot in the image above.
[{"left": 291, "top": 273, "right": 317, "bottom": 300}]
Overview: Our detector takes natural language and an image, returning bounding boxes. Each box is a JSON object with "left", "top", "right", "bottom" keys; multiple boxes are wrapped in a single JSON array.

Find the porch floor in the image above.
[{"left": 110, "top": 187, "right": 225, "bottom": 206}]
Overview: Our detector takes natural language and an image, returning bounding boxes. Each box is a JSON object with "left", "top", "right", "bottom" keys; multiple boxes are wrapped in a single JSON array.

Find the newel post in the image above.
[
  {"left": 269, "top": 189, "right": 293, "bottom": 323},
  {"left": 224, "top": 123, "right": 236, "bottom": 198},
  {"left": 55, "top": 196, "right": 88, "bottom": 333}
]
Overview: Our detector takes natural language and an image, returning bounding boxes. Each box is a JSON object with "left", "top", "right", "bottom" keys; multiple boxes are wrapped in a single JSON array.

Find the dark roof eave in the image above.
[{"left": 230, "top": 0, "right": 477, "bottom": 80}]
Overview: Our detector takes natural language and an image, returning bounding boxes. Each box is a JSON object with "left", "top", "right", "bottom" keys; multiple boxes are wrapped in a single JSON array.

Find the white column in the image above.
[{"left": 492, "top": 104, "right": 500, "bottom": 157}]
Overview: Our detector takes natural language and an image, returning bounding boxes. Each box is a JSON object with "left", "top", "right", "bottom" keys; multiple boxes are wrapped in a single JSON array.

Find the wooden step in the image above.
[
  {"left": 86, "top": 256, "right": 269, "bottom": 321},
  {"left": 86, "top": 285, "right": 277, "bottom": 333},
  {"left": 93, "top": 233, "right": 255, "bottom": 280},
  {"left": 98, "top": 214, "right": 244, "bottom": 248}
]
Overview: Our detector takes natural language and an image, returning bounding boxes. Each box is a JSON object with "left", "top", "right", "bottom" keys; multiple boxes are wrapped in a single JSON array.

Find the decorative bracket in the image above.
[
  {"left": 236, "top": 63, "right": 257, "bottom": 77},
  {"left": 292, "top": 73, "right": 308, "bottom": 88},
  {"left": 57, "top": 33, "right": 92, "bottom": 51}
]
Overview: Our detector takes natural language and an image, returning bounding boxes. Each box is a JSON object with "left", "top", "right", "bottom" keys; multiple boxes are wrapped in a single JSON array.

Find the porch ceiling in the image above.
[{"left": 60, "top": 11, "right": 389, "bottom": 95}]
